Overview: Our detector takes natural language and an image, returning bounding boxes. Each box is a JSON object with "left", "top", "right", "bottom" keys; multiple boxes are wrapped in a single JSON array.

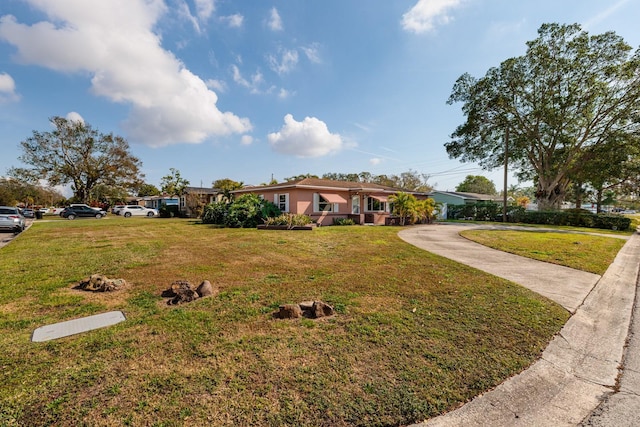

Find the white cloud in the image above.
[
  {"left": 221, "top": 14, "right": 243, "bottom": 28},
  {"left": 352, "top": 122, "right": 373, "bottom": 133},
  {"left": 267, "top": 48, "right": 299, "bottom": 75},
  {"left": 301, "top": 43, "right": 321, "bottom": 63},
  {"left": 369, "top": 158, "right": 382, "bottom": 166},
  {"left": 65, "top": 111, "right": 84, "bottom": 123},
  {"left": 268, "top": 114, "right": 344, "bottom": 158},
  {"left": 267, "top": 7, "right": 283, "bottom": 31},
  {"left": 194, "top": 0, "right": 215, "bottom": 20},
  {"left": 177, "top": 0, "right": 201, "bottom": 33},
  {"left": 232, "top": 65, "right": 249, "bottom": 86},
  {"left": 0, "top": 72, "right": 19, "bottom": 102},
  {"left": 240, "top": 135, "right": 253, "bottom": 145},
  {"left": 231, "top": 64, "right": 264, "bottom": 94},
  {"left": 278, "top": 88, "right": 292, "bottom": 99},
  {"left": 0, "top": 0, "right": 251, "bottom": 146},
  {"left": 402, "top": 0, "right": 463, "bottom": 34},
  {"left": 205, "top": 78, "right": 226, "bottom": 92}
]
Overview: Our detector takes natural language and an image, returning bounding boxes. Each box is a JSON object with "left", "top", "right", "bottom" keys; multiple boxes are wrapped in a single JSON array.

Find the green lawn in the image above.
[
  {"left": 460, "top": 229, "right": 627, "bottom": 275},
  {"left": 1, "top": 218, "right": 574, "bottom": 426}
]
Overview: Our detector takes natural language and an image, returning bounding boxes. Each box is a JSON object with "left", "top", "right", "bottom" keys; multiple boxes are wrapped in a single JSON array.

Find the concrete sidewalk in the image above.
[{"left": 398, "top": 223, "right": 640, "bottom": 427}]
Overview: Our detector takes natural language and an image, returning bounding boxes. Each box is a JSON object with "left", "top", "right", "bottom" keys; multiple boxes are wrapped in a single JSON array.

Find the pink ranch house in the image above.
[{"left": 232, "top": 178, "right": 428, "bottom": 226}]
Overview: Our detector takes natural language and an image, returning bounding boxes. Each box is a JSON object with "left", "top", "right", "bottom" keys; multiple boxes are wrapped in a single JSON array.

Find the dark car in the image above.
[{"left": 60, "top": 205, "right": 107, "bottom": 220}]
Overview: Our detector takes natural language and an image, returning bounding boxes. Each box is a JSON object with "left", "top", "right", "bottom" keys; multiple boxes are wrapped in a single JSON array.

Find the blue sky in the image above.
[{"left": 0, "top": 0, "right": 638, "bottom": 194}]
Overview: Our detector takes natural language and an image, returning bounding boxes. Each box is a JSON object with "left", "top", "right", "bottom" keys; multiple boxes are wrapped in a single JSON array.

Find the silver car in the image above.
[
  {"left": 0, "top": 206, "right": 26, "bottom": 233},
  {"left": 119, "top": 205, "right": 158, "bottom": 217}
]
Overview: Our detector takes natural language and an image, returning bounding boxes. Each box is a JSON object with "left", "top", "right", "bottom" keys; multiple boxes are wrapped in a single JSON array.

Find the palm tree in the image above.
[
  {"left": 388, "top": 192, "right": 417, "bottom": 225},
  {"left": 414, "top": 198, "right": 437, "bottom": 224}
]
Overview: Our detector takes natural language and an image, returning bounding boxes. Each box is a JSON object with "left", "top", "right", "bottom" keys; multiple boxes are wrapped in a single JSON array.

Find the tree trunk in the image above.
[
  {"left": 595, "top": 188, "right": 603, "bottom": 213},
  {"left": 536, "top": 177, "right": 569, "bottom": 211},
  {"left": 574, "top": 181, "right": 584, "bottom": 211}
]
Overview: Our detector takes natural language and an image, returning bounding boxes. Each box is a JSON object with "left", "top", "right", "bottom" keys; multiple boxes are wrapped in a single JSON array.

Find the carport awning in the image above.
[
  {"left": 319, "top": 193, "right": 347, "bottom": 204},
  {"left": 370, "top": 195, "right": 388, "bottom": 202}
]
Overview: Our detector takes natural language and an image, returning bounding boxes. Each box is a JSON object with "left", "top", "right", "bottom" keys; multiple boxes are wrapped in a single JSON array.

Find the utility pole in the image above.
[{"left": 503, "top": 127, "right": 509, "bottom": 222}]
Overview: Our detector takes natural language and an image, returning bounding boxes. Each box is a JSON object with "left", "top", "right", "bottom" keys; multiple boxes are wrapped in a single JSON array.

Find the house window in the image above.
[
  {"left": 313, "top": 193, "right": 340, "bottom": 213},
  {"left": 318, "top": 195, "right": 332, "bottom": 212},
  {"left": 274, "top": 193, "right": 289, "bottom": 212},
  {"left": 351, "top": 195, "right": 360, "bottom": 214},
  {"left": 366, "top": 197, "right": 387, "bottom": 212}
]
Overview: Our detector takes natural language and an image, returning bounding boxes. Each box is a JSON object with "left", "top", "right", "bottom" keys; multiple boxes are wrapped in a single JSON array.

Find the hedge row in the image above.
[{"left": 447, "top": 203, "right": 631, "bottom": 231}]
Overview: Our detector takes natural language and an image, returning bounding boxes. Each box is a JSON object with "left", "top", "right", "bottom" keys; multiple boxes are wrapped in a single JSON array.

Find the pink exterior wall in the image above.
[{"left": 254, "top": 188, "right": 393, "bottom": 226}]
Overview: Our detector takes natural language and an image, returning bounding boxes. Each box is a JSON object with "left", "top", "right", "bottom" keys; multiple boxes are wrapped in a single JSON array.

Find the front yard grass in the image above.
[
  {"left": 0, "top": 218, "right": 575, "bottom": 426},
  {"left": 460, "top": 229, "right": 626, "bottom": 275}
]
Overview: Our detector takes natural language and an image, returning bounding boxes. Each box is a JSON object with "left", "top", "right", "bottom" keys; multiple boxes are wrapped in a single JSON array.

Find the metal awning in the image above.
[{"left": 319, "top": 193, "right": 347, "bottom": 204}]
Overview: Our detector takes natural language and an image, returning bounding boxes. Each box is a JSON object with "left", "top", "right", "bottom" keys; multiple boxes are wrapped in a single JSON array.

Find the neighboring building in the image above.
[
  {"left": 232, "top": 178, "right": 429, "bottom": 226},
  {"left": 139, "top": 195, "right": 179, "bottom": 211},
  {"left": 136, "top": 187, "right": 223, "bottom": 217},
  {"left": 179, "top": 187, "right": 223, "bottom": 217},
  {"left": 428, "top": 190, "right": 504, "bottom": 206},
  {"left": 428, "top": 191, "right": 505, "bottom": 219}
]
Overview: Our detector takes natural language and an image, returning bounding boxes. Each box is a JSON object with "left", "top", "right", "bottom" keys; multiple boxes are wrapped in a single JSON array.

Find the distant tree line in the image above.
[
  {"left": 284, "top": 170, "right": 432, "bottom": 192},
  {"left": 0, "top": 177, "right": 65, "bottom": 207}
]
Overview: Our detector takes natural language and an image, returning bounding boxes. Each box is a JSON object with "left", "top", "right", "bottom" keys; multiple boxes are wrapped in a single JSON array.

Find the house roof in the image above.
[
  {"left": 233, "top": 178, "right": 421, "bottom": 195},
  {"left": 429, "top": 190, "right": 503, "bottom": 201},
  {"left": 183, "top": 186, "right": 221, "bottom": 195}
]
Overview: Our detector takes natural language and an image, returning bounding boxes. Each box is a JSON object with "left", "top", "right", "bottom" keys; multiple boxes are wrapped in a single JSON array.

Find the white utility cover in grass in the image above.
[{"left": 31, "top": 311, "right": 126, "bottom": 342}]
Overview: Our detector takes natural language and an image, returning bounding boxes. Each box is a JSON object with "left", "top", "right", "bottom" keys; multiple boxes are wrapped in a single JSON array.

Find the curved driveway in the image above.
[
  {"left": 399, "top": 223, "right": 606, "bottom": 313},
  {"left": 399, "top": 223, "right": 640, "bottom": 427}
]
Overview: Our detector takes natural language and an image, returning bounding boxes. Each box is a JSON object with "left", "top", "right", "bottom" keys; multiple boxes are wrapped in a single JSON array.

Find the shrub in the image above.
[
  {"left": 333, "top": 218, "right": 356, "bottom": 226},
  {"left": 201, "top": 201, "right": 229, "bottom": 224},
  {"left": 264, "top": 213, "right": 312, "bottom": 228},
  {"left": 505, "top": 206, "right": 527, "bottom": 223},
  {"left": 594, "top": 214, "right": 631, "bottom": 231},
  {"left": 225, "top": 194, "right": 265, "bottom": 228},
  {"left": 565, "top": 208, "right": 596, "bottom": 228},
  {"left": 261, "top": 201, "right": 281, "bottom": 219},
  {"left": 202, "top": 195, "right": 281, "bottom": 228},
  {"left": 447, "top": 202, "right": 631, "bottom": 231},
  {"left": 522, "top": 210, "right": 570, "bottom": 226},
  {"left": 448, "top": 202, "right": 500, "bottom": 221}
]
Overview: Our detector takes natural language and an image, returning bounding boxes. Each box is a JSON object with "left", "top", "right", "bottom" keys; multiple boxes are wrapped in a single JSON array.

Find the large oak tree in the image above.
[
  {"left": 10, "top": 116, "right": 143, "bottom": 203},
  {"left": 446, "top": 23, "right": 640, "bottom": 210}
]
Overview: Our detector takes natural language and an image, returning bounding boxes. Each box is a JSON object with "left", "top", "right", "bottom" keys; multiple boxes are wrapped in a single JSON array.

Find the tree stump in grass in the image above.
[
  {"left": 274, "top": 301, "right": 335, "bottom": 319},
  {"left": 75, "top": 274, "right": 126, "bottom": 292},
  {"left": 162, "top": 280, "right": 218, "bottom": 305}
]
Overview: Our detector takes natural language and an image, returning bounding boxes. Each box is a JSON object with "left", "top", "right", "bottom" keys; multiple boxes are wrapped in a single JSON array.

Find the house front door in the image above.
[{"left": 351, "top": 195, "right": 360, "bottom": 214}]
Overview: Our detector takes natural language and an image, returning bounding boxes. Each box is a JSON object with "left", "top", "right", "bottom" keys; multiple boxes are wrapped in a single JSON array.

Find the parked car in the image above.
[
  {"left": 70, "top": 203, "right": 103, "bottom": 212},
  {"left": 21, "top": 208, "right": 35, "bottom": 218},
  {"left": 119, "top": 205, "right": 158, "bottom": 217},
  {"left": 0, "top": 206, "right": 26, "bottom": 233},
  {"left": 111, "top": 205, "right": 125, "bottom": 215},
  {"left": 60, "top": 205, "right": 107, "bottom": 220}
]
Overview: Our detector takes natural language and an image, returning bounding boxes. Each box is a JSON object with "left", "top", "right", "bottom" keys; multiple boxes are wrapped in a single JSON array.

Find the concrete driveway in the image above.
[{"left": 399, "top": 223, "right": 640, "bottom": 426}]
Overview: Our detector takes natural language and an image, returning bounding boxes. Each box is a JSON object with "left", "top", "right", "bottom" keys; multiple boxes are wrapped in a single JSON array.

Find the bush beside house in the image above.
[{"left": 201, "top": 194, "right": 281, "bottom": 228}]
